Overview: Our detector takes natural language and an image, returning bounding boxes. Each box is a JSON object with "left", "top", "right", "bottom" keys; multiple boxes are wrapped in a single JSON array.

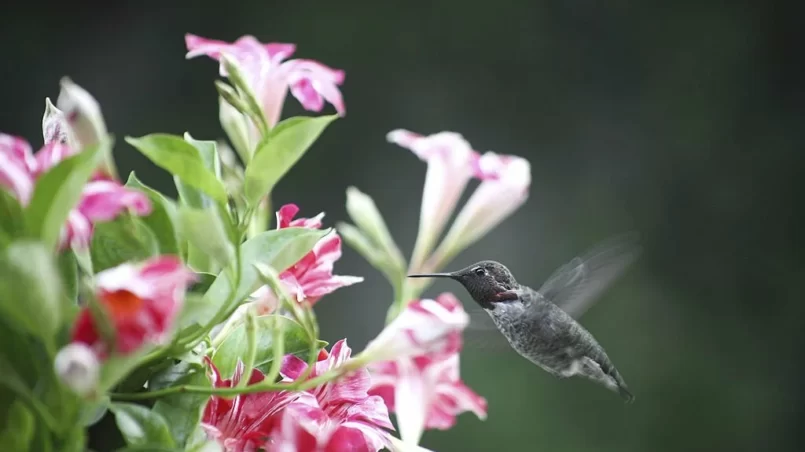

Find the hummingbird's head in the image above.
[{"left": 408, "top": 260, "right": 519, "bottom": 309}]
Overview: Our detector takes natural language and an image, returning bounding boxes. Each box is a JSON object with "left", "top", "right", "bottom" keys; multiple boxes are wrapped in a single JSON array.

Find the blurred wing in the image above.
[{"left": 539, "top": 232, "right": 641, "bottom": 319}]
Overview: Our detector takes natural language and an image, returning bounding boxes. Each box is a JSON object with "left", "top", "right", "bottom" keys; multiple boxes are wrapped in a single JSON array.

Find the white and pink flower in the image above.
[
  {"left": 71, "top": 256, "right": 196, "bottom": 357},
  {"left": 272, "top": 340, "right": 393, "bottom": 452},
  {"left": 185, "top": 34, "right": 345, "bottom": 129},
  {"left": 362, "top": 293, "right": 469, "bottom": 362}
]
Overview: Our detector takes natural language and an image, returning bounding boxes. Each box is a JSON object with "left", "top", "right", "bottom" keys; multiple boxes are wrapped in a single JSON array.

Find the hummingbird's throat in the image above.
[{"left": 493, "top": 290, "right": 518, "bottom": 302}]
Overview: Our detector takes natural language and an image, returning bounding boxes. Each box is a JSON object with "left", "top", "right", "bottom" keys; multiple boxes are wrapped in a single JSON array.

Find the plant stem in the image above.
[{"left": 110, "top": 354, "right": 367, "bottom": 401}]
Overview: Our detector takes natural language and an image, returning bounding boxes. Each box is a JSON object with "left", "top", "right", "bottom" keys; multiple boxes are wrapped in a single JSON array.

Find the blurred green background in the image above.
[{"left": 3, "top": 1, "right": 804, "bottom": 451}]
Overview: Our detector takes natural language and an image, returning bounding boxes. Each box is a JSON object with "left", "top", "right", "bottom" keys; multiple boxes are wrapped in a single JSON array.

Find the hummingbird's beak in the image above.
[{"left": 407, "top": 272, "right": 454, "bottom": 279}]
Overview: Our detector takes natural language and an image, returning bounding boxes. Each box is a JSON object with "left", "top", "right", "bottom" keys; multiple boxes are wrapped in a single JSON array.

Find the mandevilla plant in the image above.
[{"left": 0, "top": 32, "right": 531, "bottom": 452}]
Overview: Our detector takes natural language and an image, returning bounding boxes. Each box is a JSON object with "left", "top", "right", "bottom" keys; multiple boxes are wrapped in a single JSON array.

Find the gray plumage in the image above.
[{"left": 409, "top": 234, "right": 639, "bottom": 402}]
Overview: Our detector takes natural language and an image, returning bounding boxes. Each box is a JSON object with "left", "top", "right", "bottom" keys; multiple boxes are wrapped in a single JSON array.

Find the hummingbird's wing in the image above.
[{"left": 539, "top": 233, "right": 641, "bottom": 318}]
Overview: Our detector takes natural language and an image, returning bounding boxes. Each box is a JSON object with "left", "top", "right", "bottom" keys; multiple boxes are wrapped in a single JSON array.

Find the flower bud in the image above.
[
  {"left": 54, "top": 343, "right": 99, "bottom": 396},
  {"left": 345, "top": 187, "right": 406, "bottom": 275},
  {"left": 56, "top": 77, "right": 107, "bottom": 149},
  {"left": 42, "top": 98, "right": 76, "bottom": 147}
]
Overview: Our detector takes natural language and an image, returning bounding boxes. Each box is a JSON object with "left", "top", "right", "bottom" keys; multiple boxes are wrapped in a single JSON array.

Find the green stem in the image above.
[
  {"left": 264, "top": 315, "right": 285, "bottom": 383},
  {"left": 237, "top": 309, "right": 258, "bottom": 388},
  {"left": 110, "top": 355, "right": 368, "bottom": 401},
  {"left": 1, "top": 381, "right": 60, "bottom": 433}
]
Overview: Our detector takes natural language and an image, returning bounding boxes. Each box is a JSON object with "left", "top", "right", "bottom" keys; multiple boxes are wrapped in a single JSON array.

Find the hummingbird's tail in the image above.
[{"left": 617, "top": 384, "right": 635, "bottom": 403}]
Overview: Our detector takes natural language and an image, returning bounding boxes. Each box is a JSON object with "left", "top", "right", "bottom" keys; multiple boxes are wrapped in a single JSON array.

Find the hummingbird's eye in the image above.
[{"left": 473, "top": 267, "right": 487, "bottom": 276}]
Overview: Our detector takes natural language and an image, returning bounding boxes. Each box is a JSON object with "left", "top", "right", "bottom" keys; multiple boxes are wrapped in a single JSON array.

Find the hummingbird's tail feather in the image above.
[{"left": 617, "top": 384, "right": 635, "bottom": 403}]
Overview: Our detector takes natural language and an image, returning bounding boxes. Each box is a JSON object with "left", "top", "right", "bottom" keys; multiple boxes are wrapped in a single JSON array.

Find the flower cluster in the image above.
[{"left": 0, "top": 31, "right": 531, "bottom": 452}]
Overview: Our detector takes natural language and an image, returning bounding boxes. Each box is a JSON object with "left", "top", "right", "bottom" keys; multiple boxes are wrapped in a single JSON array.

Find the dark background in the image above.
[{"left": 3, "top": 1, "right": 804, "bottom": 451}]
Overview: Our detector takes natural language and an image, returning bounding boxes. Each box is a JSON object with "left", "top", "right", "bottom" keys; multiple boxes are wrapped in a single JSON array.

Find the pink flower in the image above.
[
  {"left": 430, "top": 152, "right": 531, "bottom": 268},
  {"left": 362, "top": 293, "right": 469, "bottom": 362},
  {"left": 387, "top": 129, "right": 499, "bottom": 273},
  {"left": 272, "top": 340, "right": 393, "bottom": 452},
  {"left": 369, "top": 353, "right": 487, "bottom": 445},
  {"left": 185, "top": 34, "right": 345, "bottom": 129},
  {"left": 252, "top": 204, "right": 362, "bottom": 307},
  {"left": 0, "top": 133, "right": 151, "bottom": 249},
  {"left": 71, "top": 256, "right": 196, "bottom": 357},
  {"left": 202, "top": 359, "right": 300, "bottom": 452}
]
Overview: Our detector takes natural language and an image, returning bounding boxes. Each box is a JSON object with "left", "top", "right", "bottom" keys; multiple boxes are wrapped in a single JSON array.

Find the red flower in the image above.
[
  {"left": 71, "top": 256, "right": 196, "bottom": 357},
  {"left": 202, "top": 359, "right": 300, "bottom": 452}
]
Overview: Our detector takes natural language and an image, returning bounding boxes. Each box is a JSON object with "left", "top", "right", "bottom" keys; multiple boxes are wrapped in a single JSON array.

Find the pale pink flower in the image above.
[
  {"left": 387, "top": 129, "right": 491, "bottom": 272},
  {"left": 273, "top": 340, "right": 393, "bottom": 452},
  {"left": 252, "top": 204, "right": 362, "bottom": 307},
  {"left": 71, "top": 256, "right": 196, "bottom": 357},
  {"left": 431, "top": 152, "right": 531, "bottom": 265},
  {"left": 362, "top": 293, "right": 469, "bottom": 362},
  {"left": 369, "top": 353, "right": 487, "bottom": 445},
  {"left": 185, "top": 34, "right": 345, "bottom": 129},
  {"left": 0, "top": 133, "right": 151, "bottom": 249},
  {"left": 202, "top": 359, "right": 300, "bottom": 452}
]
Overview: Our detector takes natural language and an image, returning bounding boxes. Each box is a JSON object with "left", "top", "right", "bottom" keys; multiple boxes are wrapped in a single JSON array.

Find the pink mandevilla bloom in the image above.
[
  {"left": 272, "top": 339, "right": 393, "bottom": 452},
  {"left": 433, "top": 151, "right": 531, "bottom": 262},
  {"left": 386, "top": 129, "right": 500, "bottom": 273},
  {"left": 362, "top": 292, "right": 469, "bottom": 362},
  {"left": 0, "top": 133, "right": 151, "bottom": 249},
  {"left": 252, "top": 204, "right": 362, "bottom": 309},
  {"left": 202, "top": 359, "right": 300, "bottom": 452},
  {"left": 369, "top": 353, "right": 487, "bottom": 445},
  {"left": 71, "top": 256, "right": 196, "bottom": 357},
  {"left": 185, "top": 34, "right": 345, "bottom": 128}
]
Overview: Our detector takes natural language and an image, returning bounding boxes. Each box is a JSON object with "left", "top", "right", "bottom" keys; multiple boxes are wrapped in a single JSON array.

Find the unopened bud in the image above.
[
  {"left": 56, "top": 77, "right": 107, "bottom": 149},
  {"left": 54, "top": 343, "right": 100, "bottom": 397},
  {"left": 345, "top": 187, "right": 406, "bottom": 274},
  {"left": 42, "top": 98, "right": 76, "bottom": 147}
]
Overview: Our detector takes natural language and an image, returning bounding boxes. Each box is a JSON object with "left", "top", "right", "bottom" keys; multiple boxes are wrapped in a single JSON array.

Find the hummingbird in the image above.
[{"left": 408, "top": 234, "right": 639, "bottom": 402}]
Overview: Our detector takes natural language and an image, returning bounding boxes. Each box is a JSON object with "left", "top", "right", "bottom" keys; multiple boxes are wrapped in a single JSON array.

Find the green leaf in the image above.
[
  {"left": 0, "top": 400, "right": 34, "bottom": 451},
  {"left": 179, "top": 206, "right": 235, "bottom": 271},
  {"left": 204, "top": 228, "right": 328, "bottom": 317},
  {"left": 110, "top": 402, "right": 176, "bottom": 448},
  {"left": 126, "top": 173, "right": 181, "bottom": 255},
  {"left": 175, "top": 293, "right": 219, "bottom": 337},
  {"left": 212, "top": 314, "right": 315, "bottom": 377},
  {"left": 90, "top": 214, "right": 160, "bottom": 272},
  {"left": 58, "top": 250, "right": 79, "bottom": 303},
  {"left": 25, "top": 141, "right": 104, "bottom": 250},
  {"left": 152, "top": 364, "right": 210, "bottom": 448},
  {"left": 0, "top": 241, "right": 63, "bottom": 340},
  {"left": 0, "top": 189, "right": 26, "bottom": 247},
  {"left": 244, "top": 115, "right": 337, "bottom": 206},
  {"left": 125, "top": 134, "right": 227, "bottom": 205}
]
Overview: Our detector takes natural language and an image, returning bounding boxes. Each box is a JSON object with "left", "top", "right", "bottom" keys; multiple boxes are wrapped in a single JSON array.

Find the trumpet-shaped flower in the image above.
[
  {"left": 71, "top": 256, "right": 196, "bottom": 357},
  {"left": 274, "top": 339, "right": 393, "bottom": 452},
  {"left": 369, "top": 353, "right": 486, "bottom": 445},
  {"left": 387, "top": 129, "right": 485, "bottom": 272},
  {"left": 185, "top": 34, "right": 345, "bottom": 129},
  {"left": 362, "top": 293, "right": 469, "bottom": 363},
  {"left": 0, "top": 132, "right": 151, "bottom": 249},
  {"left": 202, "top": 359, "right": 300, "bottom": 452},
  {"left": 430, "top": 152, "right": 531, "bottom": 269}
]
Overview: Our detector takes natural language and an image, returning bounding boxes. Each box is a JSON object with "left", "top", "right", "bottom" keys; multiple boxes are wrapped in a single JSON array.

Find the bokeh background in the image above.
[{"left": 3, "top": 1, "right": 804, "bottom": 451}]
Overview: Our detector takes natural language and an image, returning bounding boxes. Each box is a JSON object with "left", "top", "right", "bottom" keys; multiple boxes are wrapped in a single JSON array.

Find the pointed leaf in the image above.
[
  {"left": 204, "top": 228, "right": 327, "bottom": 319},
  {"left": 110, "top": 402, "right": 176, "bottom": 448},
  {"left": 212, "top": 315, "right": 314, "bottom": 377},
  {"left": 0, "top": 401, "right": 34, "bottom": 451},
  {"left": 125, "top": 173, "right": 181, "bottom": 254},
  {"left": 58, "top": 250, "right": 79, "bottom": 303},
  {"left": 90, "top": 215, "right": 160, "bottom": 272},
  {"left": 125, "top": 134, "right": 227, "bottom": 205},
  {"left": 179, "top": 206, "right": 235, "bottom": 272},
  {"left": 152, "top": 363, "right": 210, "bottom": 448},
  {"left": 0, "top": 189, "right": 26, "bottom": 247},
  {"left": 244, "top": 115, "right": 337, "bottom": 206},
  {"left": 25, "top": 141, "right": 104, "bottom": 250},
  {"left": 0, "top": 241, "right": 63, "bottom": 340}
]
